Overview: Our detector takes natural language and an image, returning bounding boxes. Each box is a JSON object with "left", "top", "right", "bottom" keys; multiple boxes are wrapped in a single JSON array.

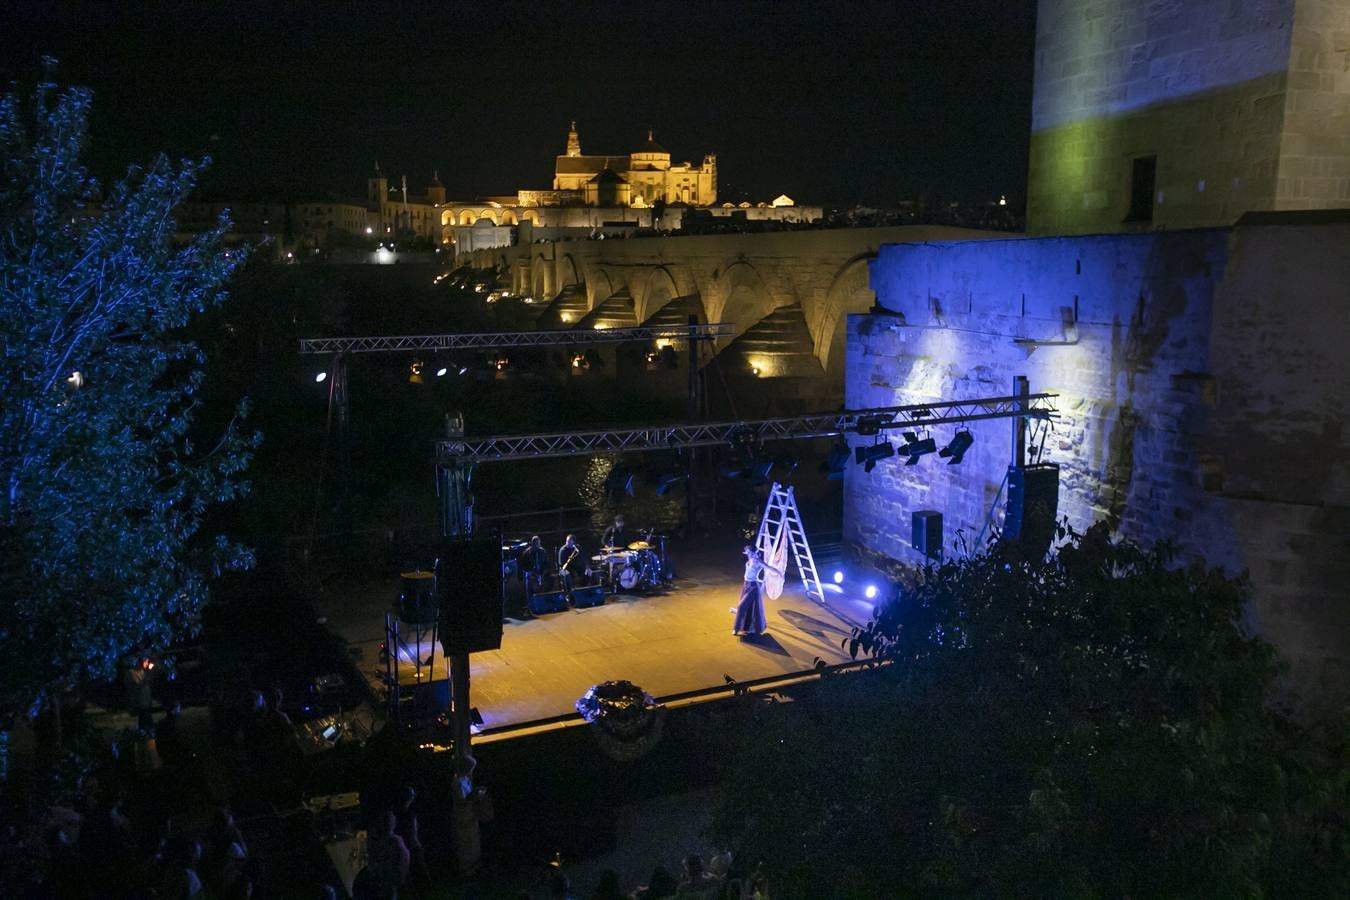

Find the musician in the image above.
[
  {"left": 600, "top": 514, "right": 627, "bottom": 549},
  {"left": 518, "top": 535, "right": 549, "bottom": 597},
  {"left": 557, "top": 534, "right": 585, "bottom": 602}
]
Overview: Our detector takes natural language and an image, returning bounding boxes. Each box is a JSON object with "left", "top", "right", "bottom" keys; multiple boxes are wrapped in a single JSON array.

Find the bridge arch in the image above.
[
  {"left": 559, "top": 253, "right": 581, "bottom": 287},
  {"left": 635, "top": 266, "right": 682, "bottom": 323},
  {"left": 709, "top": 261, "right": 782, "bottom": 351},
  {"left": 816, "top": 254, "right": 877, "bottom": 374},
  {"left": 531, "top": 254, "right": 554, "bottom": 301},
  {"left": 585, "top": 268, "right": 614, "bottom": 311}
]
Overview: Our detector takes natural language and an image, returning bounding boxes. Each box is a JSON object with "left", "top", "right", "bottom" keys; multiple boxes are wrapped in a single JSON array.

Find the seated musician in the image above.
[
  {"left": 518, "top": 535, "right": 549, "bottom": 596},
  {"left": 557, "top": 534, "right": 586, "bottom": 602},
  {"left": 600, "top": 514, "right": 627, "bottom": 549}
]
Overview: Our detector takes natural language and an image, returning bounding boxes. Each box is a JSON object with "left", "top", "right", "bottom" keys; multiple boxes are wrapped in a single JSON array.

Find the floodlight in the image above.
[
  {"left": 939, "top": 430, "right": 974, "bottom": 464},
  {"left": 864, "top": 584, "right": 879, "bottom": 599},
  {"left": 409, "top": 358, "right": 424, "bottom": 384},
  {"left": 832, "top": 570, "right": 845, "bottom": 584},
  {"left": 898, "top": 432, "right": 937, "bottom": 465},
  {"left": 822, "top": 443, "right": 850, "bottom": 480},
  {"left": 314, "top": 372, "right": 327, "bottom": 383},
  {"left": 854, "top": 441, "right": 895, "bottom": 473},
  {"left": 436, "top": 367, "right": 448, "bottom": 377}
]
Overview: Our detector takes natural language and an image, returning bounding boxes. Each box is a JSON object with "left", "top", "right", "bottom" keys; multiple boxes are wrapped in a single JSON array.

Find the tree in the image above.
[
  {"left": 717, "top": 525, "right": 1349, "bottom": 899},
  {"left": 0, "top": 70, "right": 256, "bottom": 722}
]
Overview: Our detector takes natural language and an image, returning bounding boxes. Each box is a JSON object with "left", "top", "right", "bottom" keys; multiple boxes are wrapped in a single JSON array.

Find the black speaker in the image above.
[
  {"left": 1004, "top": 464, "right": 1060, "bottom": 559},
  {"left": 571, "top": 584, "right": 607, "bottom": 608},
  {"left": 438, "top": 537, "right": 504, "bottom": 654},
  {"left": 527, "top": 589, "right": 569, "bottom": 615},
  {"left": 912, "top": 510, "right": 942, "bottom": 559},
  {"left": 397, "top": 571, "right": 439, "bottom": 625}
]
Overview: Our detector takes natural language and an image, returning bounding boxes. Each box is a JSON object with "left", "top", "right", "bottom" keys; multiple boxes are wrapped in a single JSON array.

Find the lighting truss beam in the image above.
[
  {"left": 437, "top": 393, "right": 1057, "bottom": 463},
  {"left": 297, "top": 323, "right": 738, "bottom": 355}
]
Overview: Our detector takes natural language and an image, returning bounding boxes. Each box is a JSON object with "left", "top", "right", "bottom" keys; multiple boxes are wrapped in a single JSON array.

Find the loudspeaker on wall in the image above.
[{"left": 438, "top": 536, "right": 504, "bottom": 654}]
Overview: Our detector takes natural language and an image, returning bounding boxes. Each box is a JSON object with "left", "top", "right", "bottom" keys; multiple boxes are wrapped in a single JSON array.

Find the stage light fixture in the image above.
[
  {"left": 832, "top": 570, "right": 845, "bottom": 584},
  {"left": 939, "top": 429, "right": 974, "bottom": 464},
  {"left": 864, "top": 584, "right": 879, "bottom": 599},
  {"left": 898, "top": 432, "right": 937, "bottom": 465},
  {"left": 458, "top": 366, "right": 469, "bottom": 376},
  {"left": 314, "top": 371, "right": 327, "bottom": 383},
  {"left": 436, "top": 367, "right": 448, "bottom": 377},
  {"left": 855, "top": 414, "right": 891, "bottom": 437},
  {"left": 822, "top": 442, "right": 850, "bottom": 480},
  {"left": 409, "top": 358, "right": 424, "bottom": 384},
  {"left": 854, "top": 440, "right": 895, "bottom": 473},
  {"left": 605, "top": 467, "right": 635, "bottom": 498}
]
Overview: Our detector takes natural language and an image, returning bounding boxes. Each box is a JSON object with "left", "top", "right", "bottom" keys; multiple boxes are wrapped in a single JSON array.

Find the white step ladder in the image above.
[{"left": 755, "top": 482, "right": 824, "bottom": 604}]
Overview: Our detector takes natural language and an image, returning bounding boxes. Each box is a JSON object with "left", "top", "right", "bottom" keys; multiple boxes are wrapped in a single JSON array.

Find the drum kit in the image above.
[{"left": 591, "top": 535, "right": 671, "bottom": 593}]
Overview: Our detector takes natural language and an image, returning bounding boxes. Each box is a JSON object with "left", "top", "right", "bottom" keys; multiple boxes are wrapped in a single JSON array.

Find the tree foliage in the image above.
[
  {"left": 0, "top": 72, "right": 256, "bottom": 714},
  {"left": 718, "top": 525, "right": 1349, "bottom": 899}
]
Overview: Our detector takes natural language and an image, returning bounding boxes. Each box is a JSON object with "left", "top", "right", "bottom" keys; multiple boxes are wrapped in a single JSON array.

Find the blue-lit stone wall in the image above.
[{"left": 846, "top": 221, "right": 1350, "bottom": 715}]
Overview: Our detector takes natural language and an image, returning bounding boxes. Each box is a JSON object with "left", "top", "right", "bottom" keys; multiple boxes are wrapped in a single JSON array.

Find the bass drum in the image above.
[{"left": 617, "top": 564, "right": 643, "bottom": 591}]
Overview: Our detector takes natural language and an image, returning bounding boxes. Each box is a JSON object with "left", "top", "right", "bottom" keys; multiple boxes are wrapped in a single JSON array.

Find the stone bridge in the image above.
[{"left": 459, "top": 226, "right": 1010, "bottom": 389}]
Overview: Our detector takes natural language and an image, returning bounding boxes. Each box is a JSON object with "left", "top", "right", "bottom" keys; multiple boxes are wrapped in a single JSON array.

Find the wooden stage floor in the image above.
[{"left": 317, "top": 539, "right": 867, "bottom": 736}]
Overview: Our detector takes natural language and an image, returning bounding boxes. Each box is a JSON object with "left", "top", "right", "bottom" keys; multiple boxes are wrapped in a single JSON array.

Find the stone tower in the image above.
[
  {"left": 427, "top": 170, "right": 446, "bottom": 205},
  {"left": 1026, "top": 0, "right": 1350, "bottom": 235},
  {"left": 565, "top": 121, "right": 581, "bottom": 158},
  {"left": 367, "top": 161, "right": 388, "bottom": 210}
]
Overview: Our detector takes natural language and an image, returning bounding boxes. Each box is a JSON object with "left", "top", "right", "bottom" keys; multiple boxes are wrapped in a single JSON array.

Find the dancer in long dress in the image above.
[{"left": 733, "top": 545, "right": 783, "bottom": 637}]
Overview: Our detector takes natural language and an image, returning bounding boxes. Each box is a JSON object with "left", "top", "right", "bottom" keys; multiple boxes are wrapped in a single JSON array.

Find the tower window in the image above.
[{"left": 1126, "top": 155, "right": 1156, "bottom": 222}]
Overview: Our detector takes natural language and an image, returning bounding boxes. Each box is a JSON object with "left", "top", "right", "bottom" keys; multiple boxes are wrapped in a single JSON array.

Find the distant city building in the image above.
[{"left": 175, "top": 125, "right": 817, "bottom": 258}]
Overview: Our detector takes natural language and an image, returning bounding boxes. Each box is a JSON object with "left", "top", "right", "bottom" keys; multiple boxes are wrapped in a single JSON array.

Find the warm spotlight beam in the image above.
[
  {"left": 297, "top": 323, "right": 737, "bottom": 354},
  {"left": 437, "top": 393, "right": 1057, "bottom": 463}
]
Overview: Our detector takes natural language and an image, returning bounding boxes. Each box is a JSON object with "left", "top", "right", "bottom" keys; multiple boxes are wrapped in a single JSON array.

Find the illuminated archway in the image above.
[
  {"left": 816, "top": 255, "right": 877, "bottom": 374},
  {"left": 459, "top": 209, "right": 477, "bottom": 225},
  {"left": 520, "top": 209, "right": 541, "bottom": 225},
  {"left": 636, "top": 266, "right": 681, "bottom": 323},
  {"left": 477, "top": 210, "right": 498, "bottom": 226},
  {"left": 531, "top": 255, "right": 553, "bottom": 300},
  {"left": 585, "top": 268, "right": 614, "bottom": 311},
  {"left": 499, "top": 210, "right": 518, "bottom": 226},
  {"left": 709, "top": 261, "right": 781, "bottom": 353},
  {"left": 560, "top": 253, "right": 581, "bottom": 287}
]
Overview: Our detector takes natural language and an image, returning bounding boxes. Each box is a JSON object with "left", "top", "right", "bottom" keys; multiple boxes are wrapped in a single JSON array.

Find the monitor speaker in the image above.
[
  {"left": 912, "top": 510, "right": 942, "bottom": 559},
  {"left": 527, "top": 589, "right": 569, "bottom": 615},
  {"left": 1004, "top": 463, "right": 1060, "bottom": 559},
  {"left": 438, "top": 536, "right": 504, "bottom": 654},
  {"left": 571, "top": 584, "right": 607, "bottom": 608}
]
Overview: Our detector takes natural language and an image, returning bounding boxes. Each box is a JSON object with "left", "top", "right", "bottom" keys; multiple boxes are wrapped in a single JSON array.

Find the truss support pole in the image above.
[
  {"left": 685, "top": 314, "right": 700, "bottom": 535},
  {"left": 1012, "top": 375, "right": 1029, "bottom": 470},
  {"left": 334, "top": 353, "right": 351, "bottom": 531}
]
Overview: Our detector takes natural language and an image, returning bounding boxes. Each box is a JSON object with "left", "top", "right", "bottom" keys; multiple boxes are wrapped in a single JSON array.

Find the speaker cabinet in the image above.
[
  {"left": 571, "top": 584, "right": 607, "bottom": 608},
  {"left": 438, "top": 537, "right": 504, "bottom": 654},
  {"left": 912, "top": 510, "right": 943, "bottom": 559},
  {"left": 1004, "top": 464, "right": 1060, "bottom": 559},
  {"left": 527, "top": 589, "right": 569, "bottom": 615}
]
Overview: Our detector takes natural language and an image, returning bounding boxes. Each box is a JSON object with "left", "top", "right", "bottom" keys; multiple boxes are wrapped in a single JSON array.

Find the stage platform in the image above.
[{"left": 315, "top": 535, "right": 870, "bottom": 738}]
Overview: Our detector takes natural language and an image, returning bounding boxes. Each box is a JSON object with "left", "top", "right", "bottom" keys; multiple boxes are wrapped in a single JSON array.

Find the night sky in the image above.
[{"left": 1, "top": 1, "right": 1038, "bottom": 207}]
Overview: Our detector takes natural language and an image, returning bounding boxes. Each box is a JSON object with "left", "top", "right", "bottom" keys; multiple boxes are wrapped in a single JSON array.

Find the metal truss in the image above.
[
  {"left": 437, "top": 393, "right": 1057, "bottom": 463},
  {"left": 298, "top": 323, "right": 737, "bottom": 355}
]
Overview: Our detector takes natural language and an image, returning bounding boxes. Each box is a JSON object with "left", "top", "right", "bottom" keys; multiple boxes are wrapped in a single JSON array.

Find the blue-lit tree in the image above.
[{"left": 0, "top": 71, "right": 256, "bottom": 728}]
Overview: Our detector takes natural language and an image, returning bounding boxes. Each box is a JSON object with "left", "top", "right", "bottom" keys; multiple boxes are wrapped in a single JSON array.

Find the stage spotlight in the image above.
[
  {"left": 939, "top": 429, "right": 974, "bottom": 464},
  {"left": 458, "top": 366, "right": 469, "bottom": 376},
  {"left": 314, "top": 371, "right": 327, "bottom": 383},
  {"left": 855, "top": 414, "right": 891, "bottom": 437},
  {"left": 898, "top": 432, "right": 937, "bottom": 465},
  {"left": 655, "top": 473, "right": 687, "bottom": 496},
  {"left": 409, "top": 358, "right": 424, "bottom": 384},
  {"left": 821, "top": 442, "right": 850, "bottom": 480},
  {"left": 854, "top": 440, "right": 895, "bottom": 473},
  {"left": 832, "top": 570, "right": 844, "bottom": 584},
  {"left": 436, "top": 367, "right": 448, "bottom": 377},
  {"left": 864, "top": 584, "right": 879, "bottom": 599},
  {"left": 605, "top": 467, "right": 635, "bottom": 498}
]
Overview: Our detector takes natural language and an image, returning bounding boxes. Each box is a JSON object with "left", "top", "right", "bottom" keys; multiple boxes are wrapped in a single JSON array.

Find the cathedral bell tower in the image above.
[
  {"left": 367, "top": 161, "right": 388, "bottom": 210},
  {"left": 565, "top": 121, "right": 581, "bottom": 158}
]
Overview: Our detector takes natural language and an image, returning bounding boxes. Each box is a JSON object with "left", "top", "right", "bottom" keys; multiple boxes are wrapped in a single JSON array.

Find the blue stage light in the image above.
[
  {"left": 832, "top": 570, "right": 844, "bottom": 584},
  {"left": 314, "top": 371, "right": 327, "bottom": 383},
  {"left": 864, "top": 584, "right": 879, "bottom": 599},
  {"left": 436, "top": 367, "right": 448, "bottom": 377}
]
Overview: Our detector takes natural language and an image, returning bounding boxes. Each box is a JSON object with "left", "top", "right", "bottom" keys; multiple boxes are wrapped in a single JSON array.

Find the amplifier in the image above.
[{"left": 528, "top": 590, "right": 569, "bottom": 615}]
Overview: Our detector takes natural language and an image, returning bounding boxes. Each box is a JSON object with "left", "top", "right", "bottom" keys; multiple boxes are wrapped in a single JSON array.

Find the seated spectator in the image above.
[
  {"left": 394, "top": 785, "right": 427, "bottom": 881},
  {"left": 678, "top": 854, "right": 717, "bottom": 895}
]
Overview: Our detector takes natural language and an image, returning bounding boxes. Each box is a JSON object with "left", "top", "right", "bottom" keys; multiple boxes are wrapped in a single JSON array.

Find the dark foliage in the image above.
[{"left": 718, "top": 524, "right": 1349, "bottom": 898}]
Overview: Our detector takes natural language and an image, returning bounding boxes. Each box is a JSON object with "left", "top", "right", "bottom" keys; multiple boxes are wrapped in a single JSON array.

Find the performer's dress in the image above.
[{"left": 733, "top": 579, "right": 766, "bottom": 635}]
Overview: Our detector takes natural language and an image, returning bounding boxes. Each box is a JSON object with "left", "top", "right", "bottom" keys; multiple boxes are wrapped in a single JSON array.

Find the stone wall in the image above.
[
  {"left": 1027, "top": 0, "right": 1304, "bottom": 233},
  {"left": 846, "top": 217, "right": 1350, "bottom": 715},
  {"left": 1274, "top": 0, "right": 1350, "bottom": 208}
]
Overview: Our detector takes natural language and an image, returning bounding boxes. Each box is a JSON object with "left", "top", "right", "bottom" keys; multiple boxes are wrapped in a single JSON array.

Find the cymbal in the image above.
[
  {"left": 627, "top": 541, "right": 652, "bottom": 550},
  {"left": 601, "top": 545, "right": 620, "bottom": 551}
]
